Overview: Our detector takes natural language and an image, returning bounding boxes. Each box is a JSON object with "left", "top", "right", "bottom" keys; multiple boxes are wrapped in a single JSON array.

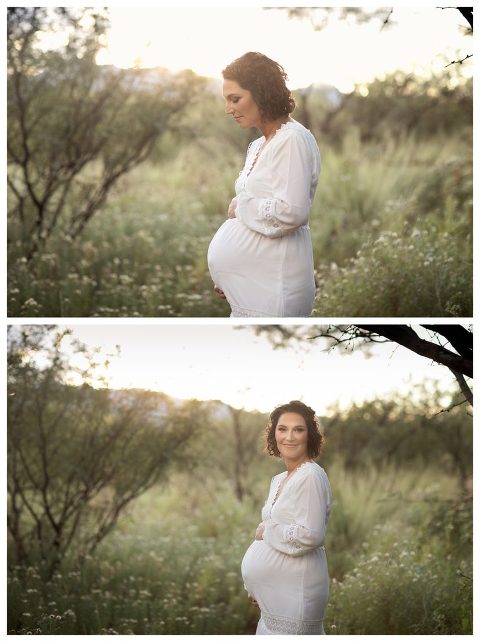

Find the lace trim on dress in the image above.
[
  {"left": 237, "top": 121, "right": 301, "bottom": 192},
  {"left": 235, "top": 139, "right": 262, "bottom": 192},
  {"left": 260, "top": 198, "right": 284, "bottom": 234},
  {"left": 286, "top": 524, "right": 303, "bottom": 550},
  {"left": 230, "top": 305, "right": 273, "bottom": 318},
  {"left": 263, "top": 199, "right": 273, "bottom": 220},
  {"left": 260, "top": 611, "right": 324, "bottom": 635},
  {"left": 271, "top": 461, "right": 313, "bottom": 506},
  {"left": 246, "top": 122, "right": 298, "bottom": 179},
  {"left": 271, "top": 475, "right": 286, "bottom": 507},
  {"left": 245, "top": 139, "right": 264, "bottom": 176}
]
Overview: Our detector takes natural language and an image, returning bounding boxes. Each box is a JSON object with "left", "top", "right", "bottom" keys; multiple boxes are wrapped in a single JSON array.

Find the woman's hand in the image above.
[
  {"left": 248, "top": 594, "right": 259, "bottom": 608},
  {"left": 255, "top": 523, "right": 265, "bottom": 541},
  {"left": 227, "top": 197, "right": 237, "bottom": 219},
  {"left": 213, "top": 286, "right": 226, "bottom": 299}
]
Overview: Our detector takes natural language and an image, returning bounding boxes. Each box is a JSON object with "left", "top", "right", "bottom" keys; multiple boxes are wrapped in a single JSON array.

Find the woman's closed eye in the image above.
[{"left": 278, "top": 427, "right": 305, "bottom": 432}]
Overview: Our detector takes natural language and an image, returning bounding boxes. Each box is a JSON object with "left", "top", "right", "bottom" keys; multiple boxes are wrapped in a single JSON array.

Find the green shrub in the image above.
[
  {"left": 313, "top": 229, "right": 472, "bottom": 316},
  {"left": 8, "top": 129, "right": 472, "bottom": 317},
  {"left": 8, "top": 466, "right": 472, "bottom": 635},
  {"left": 327, "top": 531, "right": 472, "bottom": 634}
]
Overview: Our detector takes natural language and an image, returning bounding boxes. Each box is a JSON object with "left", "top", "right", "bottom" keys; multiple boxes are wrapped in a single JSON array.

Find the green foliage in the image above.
[
  {"left": 321, "top": 391, "right": 472, "bottom": 488},
  {"left": 326, "top": 467, "right": 472, "bottom": 634},
  {"left": 311, "top": 71, "right": 473, "bottom": 145},
  {"left": 313, "top": 229, "right": 472, "bottom": 316},
  {"left": 8, "top": 156, "right": 234, "bottom": 316},
  {"left": 7, "top": 327, "right": 208, "bottom": 574},
  {"left": 7, "top": 29, "right": 472, "bottom": 315},
  {"left": 328, "top": 531, "right": 472, "bottom": 634},
  {"left": 7, "top": 482, "right": 258, "bottom": 635},
  {"left": 7, "top": 363, "right": 472, "bottom": 634},
  {"left": 7, "top": 464, "right": 472, "bottom": 634},
  {"left": 8, "top": 130, "right": 472, "bottom": 317},
  {"left": 308, "top": 126, "right": 472, "bottom": 316},
  {"left": 8, "top": 7, "right": 207, "bottom": 260}
]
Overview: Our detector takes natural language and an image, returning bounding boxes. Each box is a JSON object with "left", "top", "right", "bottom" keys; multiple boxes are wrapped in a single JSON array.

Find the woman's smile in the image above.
[{"left": 275, "top": 412, "right": 309, "bottom": 463}]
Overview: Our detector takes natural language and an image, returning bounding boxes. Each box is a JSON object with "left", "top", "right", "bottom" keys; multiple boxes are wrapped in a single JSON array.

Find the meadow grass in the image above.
[
  {"left": 8, "top": 464, "right": 472, "bottom": 634},
  {"left": 8, "top": 131, "right": 472, "bottom": 317}
]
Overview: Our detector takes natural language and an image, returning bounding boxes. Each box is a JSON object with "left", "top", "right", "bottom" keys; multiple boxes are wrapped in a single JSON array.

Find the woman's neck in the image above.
[
  {"left": 260, "top": 115, "right": 291, "bottom": 141},
  {"left": 285, "top": 457, "right": 310, "bottom": 475}
]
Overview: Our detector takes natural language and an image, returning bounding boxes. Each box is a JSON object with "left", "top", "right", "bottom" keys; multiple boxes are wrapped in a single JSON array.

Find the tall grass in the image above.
[
  {"left": 7, "top": 464, "right": 472, "bottom": 634},
  {"left": 311, "top": 131, "right": 472, "bottom": 316},
  {"left": 8, "top": 130, "right": 472, "bottom": 317}
]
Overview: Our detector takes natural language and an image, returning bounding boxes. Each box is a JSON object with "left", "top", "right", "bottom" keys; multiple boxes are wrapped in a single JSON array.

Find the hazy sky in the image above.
[
  {"left": 51, "top": 323, "right": 459, "bottom": 414},
  {"left": 94, "top": 5, "right": 472, "bottom": 91}
]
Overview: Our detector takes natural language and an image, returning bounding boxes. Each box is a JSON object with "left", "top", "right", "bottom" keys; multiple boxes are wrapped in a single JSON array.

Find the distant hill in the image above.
[{"left": 95, "top": 63, "right": 345, "bottom": 106}]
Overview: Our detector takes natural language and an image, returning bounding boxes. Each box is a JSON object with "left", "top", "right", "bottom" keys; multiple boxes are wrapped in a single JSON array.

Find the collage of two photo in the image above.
[{"left": 6, "top": 5, "right": 474, "bottom": 637}]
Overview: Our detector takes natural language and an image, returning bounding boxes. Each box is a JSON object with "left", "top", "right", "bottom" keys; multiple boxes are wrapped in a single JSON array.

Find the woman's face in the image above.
[
  {"left": 223, "top": 78, "right": 263, "bottom": 129},
  {"left": 275, "top": 412, "right": 309, "bottom": 461}
]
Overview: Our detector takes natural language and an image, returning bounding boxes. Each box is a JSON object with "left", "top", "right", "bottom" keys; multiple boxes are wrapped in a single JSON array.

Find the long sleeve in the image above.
[
  {"left": 235, "top": 130, "right": 317, "bottom": 239},
  {"left": 262, "top": 470, "right": 331, "bottom": 557}
]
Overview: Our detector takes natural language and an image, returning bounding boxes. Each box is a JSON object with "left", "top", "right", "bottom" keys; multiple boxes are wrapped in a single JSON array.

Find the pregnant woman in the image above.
[
  {"left": 208, "top": 52, "right": 321, "bottom": 317},
  {"left": 241, "top": 401, "right": 333, "bottom": 635}
]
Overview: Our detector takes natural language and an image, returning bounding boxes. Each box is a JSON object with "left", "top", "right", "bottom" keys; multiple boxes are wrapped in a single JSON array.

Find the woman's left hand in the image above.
[
  {"left": 255, "top": 523, "right": 265, "bottom": 540},
  {"left": 227, "top": 197, "right": 237, "bottom": 219}
]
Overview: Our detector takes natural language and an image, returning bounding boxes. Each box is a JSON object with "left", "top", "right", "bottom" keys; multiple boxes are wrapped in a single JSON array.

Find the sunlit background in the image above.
[
  {"left": 48, "top": 323, "right": 458, "bottom": 413},
  {"left": 37, "top": 5, "right": 473, "bottom": 92},
  {"left": 99, "top": 6, "right": 472, "bottom": 91}
]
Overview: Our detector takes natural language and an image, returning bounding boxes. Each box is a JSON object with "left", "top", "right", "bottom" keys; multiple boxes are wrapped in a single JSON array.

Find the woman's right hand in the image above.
[
  {"left": 213, "top": 286, "right": 226, "bottom": 299},
  {"left": 255, "top": 523, "right": 265, "bottom": 540},
  {"left": 248, "top": 594, "right": 259, "bottom": 608},
  {"left": 227, "top": 197, "right": 237, "bottom": 219}
]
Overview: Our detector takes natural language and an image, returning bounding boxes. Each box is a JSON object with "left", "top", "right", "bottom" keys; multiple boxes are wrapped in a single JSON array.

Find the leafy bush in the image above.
[
  {"left": 8, "top": 69, "right": 472, "bottom": 317},
  {"left": 8, "top": 464, "right": 472, "bottom": 635},
  {"left": 8, "top": 159, "right": 235, "bottom": 317},
  {"left": 7, "top": 486, "right": 258, "bottom": 635},
  {"left": 325, "top": 464, "right": 472, "bottom": 634},
  {"left": 327, "top": 531, "right": 472, "bottom": 634},
  {"left": 313, "top": 229, "right": 472, "bottom": 316}
]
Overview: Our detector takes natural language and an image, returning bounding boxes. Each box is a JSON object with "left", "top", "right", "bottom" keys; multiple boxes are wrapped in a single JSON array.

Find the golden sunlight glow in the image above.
[
  {"left": 61, "top": 325, "right": 457, "bottom": 414},
  {"left": 94, "top": 7, "right": 472, "bottom": 92}
]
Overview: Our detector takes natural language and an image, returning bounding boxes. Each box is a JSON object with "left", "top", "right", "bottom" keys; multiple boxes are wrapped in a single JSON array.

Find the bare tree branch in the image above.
[
  {"left": 355, "top": 325, "right": 472, "bottom": 378},
  {"left": 451, "top": 370, "right": 473, "bottom": 406}
]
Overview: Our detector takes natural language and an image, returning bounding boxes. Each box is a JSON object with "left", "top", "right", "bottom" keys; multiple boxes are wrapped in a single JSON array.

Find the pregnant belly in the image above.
[
  {"left": 241, "top": 541, "right": 303, "bottom": 591},
  {"left": 208, "top": 219, "right": 275, "bottom": 281},
  {"left": 242, "top": 541, "right": 329, "bottom": 626},
  {"left": 208, "top": 219, "right": 314, "bottom": 317},
  {"left": 208, "top": 219, "right": 286, "bottom": 315}
]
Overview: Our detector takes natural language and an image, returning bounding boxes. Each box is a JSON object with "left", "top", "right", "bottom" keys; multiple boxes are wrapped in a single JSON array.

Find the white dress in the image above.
[
  {"left": 208, "top": 119, "right": 321, "bottom": 317},
  {"left": 241, "top": 462, "right": 333, "bottom": 635}
]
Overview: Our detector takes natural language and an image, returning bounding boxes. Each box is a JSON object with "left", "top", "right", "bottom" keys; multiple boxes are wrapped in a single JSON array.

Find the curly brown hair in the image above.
[
  {"left": 222, "top": 51, "right": 295, "bottom": 121},
  {"left": 264, "top": 400, "right": 324, "bottom": 459}
]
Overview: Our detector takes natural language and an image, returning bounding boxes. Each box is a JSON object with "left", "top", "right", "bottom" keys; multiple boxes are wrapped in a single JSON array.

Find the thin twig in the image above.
[
  {"left": 445, "top": 54, "right": 473, "bottom": 68},
  {"left": 433, "top": 397, "right": 469, "bottom": 416},
  {"left": 380, "top": 8, "right": 393, "bottom": 30}
]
